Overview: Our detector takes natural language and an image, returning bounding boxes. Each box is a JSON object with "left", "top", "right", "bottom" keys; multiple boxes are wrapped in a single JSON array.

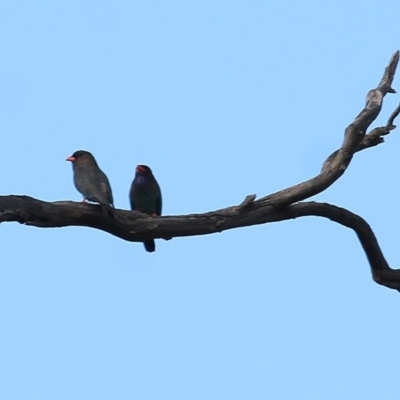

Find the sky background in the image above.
[{"left": 1, "top": 1, "right": 400, "bottom": 399}]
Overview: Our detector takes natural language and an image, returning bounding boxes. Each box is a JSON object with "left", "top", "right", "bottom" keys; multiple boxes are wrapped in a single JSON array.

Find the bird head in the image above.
[
  {"left": 136, "top": 165, "right": 153, "bottom": 175},
  {"left": 66, "top": 150, "right": 93, "bottom": 163}
]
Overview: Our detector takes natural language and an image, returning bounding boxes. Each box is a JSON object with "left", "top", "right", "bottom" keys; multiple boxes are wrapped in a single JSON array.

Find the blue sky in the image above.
[{"left": 1, "top": 1, "right": 400, "bottom": 399}]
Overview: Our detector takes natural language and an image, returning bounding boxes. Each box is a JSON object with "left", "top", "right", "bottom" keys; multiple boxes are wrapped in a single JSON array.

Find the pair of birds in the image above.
[{"left": 66, "top": 150, "right": 162, "bottom": 253}]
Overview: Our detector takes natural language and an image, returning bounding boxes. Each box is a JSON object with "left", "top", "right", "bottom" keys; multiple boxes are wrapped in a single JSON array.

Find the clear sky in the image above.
[{"left": 1, "top": 1, "right": 400, "bottom": 399}]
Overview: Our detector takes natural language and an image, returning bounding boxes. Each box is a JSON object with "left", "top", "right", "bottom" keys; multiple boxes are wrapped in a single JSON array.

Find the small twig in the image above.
[
  {"left": 387, "top": 102, "right": 400, "bottom": 125},
  {"left": 238, "top": 194, "right": 256, "bottom": 211}
]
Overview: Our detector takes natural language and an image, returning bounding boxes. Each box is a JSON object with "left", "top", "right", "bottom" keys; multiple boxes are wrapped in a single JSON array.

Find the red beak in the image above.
[
  {"left": 66, "top": 156, "right": 75, "bottom": 162},
  {"left": 136, "top": 165, "right": 146, "bottom": 173}
]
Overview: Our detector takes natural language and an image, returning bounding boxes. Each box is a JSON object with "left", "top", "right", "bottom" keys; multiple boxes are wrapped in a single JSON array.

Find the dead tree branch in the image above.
[{"left": 1, "top": 51, "right": 400, "bottom": 292}]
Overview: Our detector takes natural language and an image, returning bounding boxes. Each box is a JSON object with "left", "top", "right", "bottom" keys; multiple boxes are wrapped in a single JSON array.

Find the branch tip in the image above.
[
  {"left": 387, "top": 103, "right": 400, "bottom": 126},
  {"left": 238, "top": 194, "right": 256, "bottom": 211},
  {"left": 377, "top": 50, "right": 399, "bottom": 93}
]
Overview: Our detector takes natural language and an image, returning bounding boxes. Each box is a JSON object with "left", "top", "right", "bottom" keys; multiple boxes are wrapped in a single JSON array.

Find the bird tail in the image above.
[{"left": 143, "top": 240, "right": 155, "bottom": 253}]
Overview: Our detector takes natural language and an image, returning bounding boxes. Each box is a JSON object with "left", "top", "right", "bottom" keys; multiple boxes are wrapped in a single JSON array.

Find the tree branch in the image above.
[
  {"left": 1, "top": 51, "right": 399, "bottom": 292},
  {"left": 259, "top": 50, "right": 399, "bottom": 208},
  {"left": 281, "top": 202, "right": 400, "bottom": 292}
]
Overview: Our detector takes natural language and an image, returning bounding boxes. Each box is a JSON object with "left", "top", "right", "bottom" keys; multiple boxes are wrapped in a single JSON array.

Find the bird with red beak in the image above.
[
  {"left": 129, "top": 165, "right": 162, "bottom": 252},
  {"left": 66, "top": 150, "right": 114, "bottom": 216}
]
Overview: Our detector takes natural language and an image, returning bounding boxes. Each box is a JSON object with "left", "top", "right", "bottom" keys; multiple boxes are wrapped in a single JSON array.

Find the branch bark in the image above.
[{"left": 1, "top": 51, "right": 400, "bottom": 292}]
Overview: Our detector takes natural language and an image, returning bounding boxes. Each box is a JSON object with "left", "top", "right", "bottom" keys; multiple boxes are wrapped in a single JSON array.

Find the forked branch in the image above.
[{"left": 1, "top": 51, "right": 400, "bottom": 292}]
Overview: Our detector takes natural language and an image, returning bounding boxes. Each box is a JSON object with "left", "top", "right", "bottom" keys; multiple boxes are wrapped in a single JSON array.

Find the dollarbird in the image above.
[
  {"left": 66, "top": 150, "right": 114, "bottom": 216},
  {"left": 129, "top": 165, "right": 162, "bottom": 253}
]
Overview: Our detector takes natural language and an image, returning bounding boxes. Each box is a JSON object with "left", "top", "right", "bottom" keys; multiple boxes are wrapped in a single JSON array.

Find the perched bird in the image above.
[
  {"left": 129, "top": 165, "right": 162, "bottom": 253},
  {"left": 66, "top": 150, "right": 114, "bottom": 216}
]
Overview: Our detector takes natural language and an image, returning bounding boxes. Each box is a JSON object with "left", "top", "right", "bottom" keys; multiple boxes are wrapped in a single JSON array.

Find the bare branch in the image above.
[
  {"left": 2, "top": 195, "right": 400, "bottom": 291},
  {"left": 238, "top": 194, "right": 256, "bottom": 211},
  {"left": 282, "top": 202, "right": 400, "bottom": 292},
  {"left": 387, "top": 102, "right": 400, "bottom": 125},
  {"left": 1, "top": 51, "right": 399, "bottom": 292},
  {"left": 321, "top": 101, "right": 400, "bottom": 167},
  {"left": 261, "top": 51, "right": 400, "bottom": 208},
  {"left": 377, "top": 50, "right": 399, "bottom": 94}
]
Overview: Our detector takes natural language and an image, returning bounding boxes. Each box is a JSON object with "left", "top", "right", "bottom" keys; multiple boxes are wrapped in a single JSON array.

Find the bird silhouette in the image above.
[
  {"left": 66, "top": 150, "right": 114, "bottom": 216},
  {"left": 129, "top": 165, "right": 162, "bottom": 252}
]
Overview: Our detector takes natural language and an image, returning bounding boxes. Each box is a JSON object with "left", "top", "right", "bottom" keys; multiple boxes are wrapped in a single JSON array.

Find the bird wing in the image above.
[
  {"left": 75, "top": 169, "right": 113, "bottom": 206},
  {"left": 156, "top": 190, "right": 162, "bottom": 215},
  {"left": 100, "top": 178, "right": 114, "bottom": 206}
]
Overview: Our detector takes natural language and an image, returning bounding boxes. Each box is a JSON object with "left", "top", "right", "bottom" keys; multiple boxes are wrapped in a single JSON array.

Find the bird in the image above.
[
  {"left": 129, "top": 165, "right": 162, "bottom": 253},
  {"left": 66, "top": 150, "right": 114, "bottom": 216}
]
